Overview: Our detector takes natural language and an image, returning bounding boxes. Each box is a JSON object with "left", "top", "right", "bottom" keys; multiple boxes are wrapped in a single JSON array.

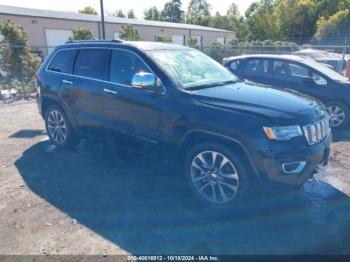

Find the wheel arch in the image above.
[
  {"left": 177, "top": 130, "right": 261, "bottom": 184},
  {"left": 41, "top": 95, "right": 78, "bottom": 130},
  {"left": 41, "top": 96, "right": 64, "bottom": 117}
]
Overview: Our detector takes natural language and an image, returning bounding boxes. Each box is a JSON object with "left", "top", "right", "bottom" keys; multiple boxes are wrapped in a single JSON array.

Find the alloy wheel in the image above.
[
  {"left": 327, "top": 105, "right": 346, "bottom": 127},
  {"left": 47, "top": 109, "right": 68, "bottom": 145},
  {"left": 190, "top": 151, "right": 239, "bottom": 204}
]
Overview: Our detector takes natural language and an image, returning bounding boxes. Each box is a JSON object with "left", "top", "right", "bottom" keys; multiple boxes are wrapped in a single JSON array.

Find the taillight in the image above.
[{"left": 33, "top": 74, "right": 40, "bottom": 96}]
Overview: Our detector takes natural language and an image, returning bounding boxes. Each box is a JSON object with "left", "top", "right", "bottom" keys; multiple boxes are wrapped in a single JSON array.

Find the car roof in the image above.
[
  {"left": 59, "top": 40, "right": 192, "bottom": 51},
  {"left": 226, "top": 54, "right": 306, "bottom": 62},
  {"left": 294, "top": 49, "right": 327, "bottom": 54}
]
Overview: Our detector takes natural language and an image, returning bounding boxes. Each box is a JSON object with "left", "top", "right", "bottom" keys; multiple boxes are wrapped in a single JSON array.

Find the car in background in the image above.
[
  {"left": 294, "top": 49, "right": 347, "bottom": 73},
  {"left": 224, "top": 54, "right": 350, "bottom": 128}
]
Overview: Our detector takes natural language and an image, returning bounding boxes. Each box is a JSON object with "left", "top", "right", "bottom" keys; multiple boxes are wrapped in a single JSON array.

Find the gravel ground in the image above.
[{"left": 0, "top": 101, "right": 350, "bottom": 255}]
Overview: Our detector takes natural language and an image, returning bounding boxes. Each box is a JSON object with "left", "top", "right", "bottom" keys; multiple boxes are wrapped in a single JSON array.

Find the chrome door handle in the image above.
[
  {"left": 62, "top": 79, "right": 73, "bottom": 85},
  {"left": 103, "top": 88, "right": 118, "bottom": 95}
]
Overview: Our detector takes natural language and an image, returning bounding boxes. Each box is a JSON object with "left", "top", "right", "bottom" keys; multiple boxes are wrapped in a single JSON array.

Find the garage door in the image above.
[
  {"left": 172, "top": 35, "right": 184, "bottom": 45},
  {"left": 45, "top": 29, "right": 73, "bottom": 54}
]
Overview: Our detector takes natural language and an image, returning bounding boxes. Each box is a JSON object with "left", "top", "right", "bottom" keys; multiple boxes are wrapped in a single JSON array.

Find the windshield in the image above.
[
  {"left": 304, "top": 59, "right": 349, "bottom": 82},
  {"left": 146, "top": 49, "right": 238, "bottom": 89}
]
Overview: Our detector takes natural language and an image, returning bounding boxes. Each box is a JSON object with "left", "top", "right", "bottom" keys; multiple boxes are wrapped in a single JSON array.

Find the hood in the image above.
[{"left": 189, "top": 81, "right": 325, "bottom": 125}]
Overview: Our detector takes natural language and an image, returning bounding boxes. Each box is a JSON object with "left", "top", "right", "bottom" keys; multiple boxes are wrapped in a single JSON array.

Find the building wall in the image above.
[
  {"left": 0, "top": 14, "right": 100, "bottom": 56},
  {"left": 0, "top": 14, "right": 235, "bottom": 57}
]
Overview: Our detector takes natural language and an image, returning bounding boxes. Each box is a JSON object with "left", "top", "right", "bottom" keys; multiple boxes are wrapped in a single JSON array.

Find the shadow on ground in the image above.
[
  {"left": 9, "top": 129, "right": 45, "bottom": 139},
  {"left": 332, "top": 129, "right": 350, "bottom": 142},
  {"left": 15, "top": 140, "right": 350, "bottom": 255}
]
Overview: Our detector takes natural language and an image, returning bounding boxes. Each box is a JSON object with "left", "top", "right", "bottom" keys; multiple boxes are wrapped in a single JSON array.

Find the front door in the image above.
[
  {"left": 100, "top": 49, "right": 166, "bottom": 156},
  {"left": 271, "top": 60, "right": 329, "bottom": 101}
]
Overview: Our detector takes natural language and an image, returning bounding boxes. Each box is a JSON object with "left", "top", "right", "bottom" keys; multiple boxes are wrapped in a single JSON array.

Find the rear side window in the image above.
[
  {"left": 47, "top": 49, "right": 77, "bottom": 73},
  {"left": 244, "top": 59, "right": 269, "bottom": 77},
  {"left": 73, "top": 49, "right": 109, "bottom": 80},
  {"left": 229, "top": 60, "right": 240, "bottom": 72}
]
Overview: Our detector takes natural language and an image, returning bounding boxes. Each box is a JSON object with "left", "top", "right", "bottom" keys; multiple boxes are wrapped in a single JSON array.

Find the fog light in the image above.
[{"left": 282, "top": 161, "right": 306, "bottom": 175}]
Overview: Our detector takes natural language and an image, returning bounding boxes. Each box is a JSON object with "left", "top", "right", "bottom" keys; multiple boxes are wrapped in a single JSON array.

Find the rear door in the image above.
[
  {"left": 63, "top": 48, "right": 110, "bottom": 136},
  {"left": 240, "top": 58, "right": 272, "bottom": 85}
]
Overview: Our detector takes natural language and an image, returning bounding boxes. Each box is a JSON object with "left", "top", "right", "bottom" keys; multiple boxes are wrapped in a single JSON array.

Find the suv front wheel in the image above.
[
  {"left": 185, "top": 143, "right": 248, "bottom": 208},
  {"left": 326, "top": 101, "right": 349, "bottom": 129},
  {"left": 45, "top": 105, "right": 75, "bottom": 148}
]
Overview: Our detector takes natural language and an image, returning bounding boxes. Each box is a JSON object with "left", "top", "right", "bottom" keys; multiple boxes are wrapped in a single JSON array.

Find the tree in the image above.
[
  {"left": 245, "top": 0, "right": 278, "bottom": 41},
  {"left": 227, "top": 3, "right": 240, "bottom": 17},
  {"left": 109, "top": 9, "right": 126, "bottom": 18},
  {"left": 273, "top": 0, "right": 317, "bottom": 44},
  {"left": 79, "top": 6, "right": 98, "bottom": 15},
  {"left": 208, "top": 40, "right": 224, "bottom": 62},
  {"left": 119, "top": 25, "right": 142, "bottom": 40},
  {"left": 69, "top": 27, "right": 94, "bottom": 40},
  {"left": 187, "top": 36, "right": 198, "bottom": 47},
  {"left": 0, "top": 20, "right": 40, "bottom": 85},
  {"left": 144, "top": 6, "right": 161, "bottom": 21},
  {"left": 186, "top": 0, "right": 211, "bottom": 26},
  {"left": 161, "top": 0, "right": 184, "bottom": 23},
  {"left": 314, "top": 9, "right": 350, "bottom": 44},
  {"left": 209, "top": 12, "right": 231, "bottom": 30},
  {"left": 155, "top": 35, "right": 173, "bottom": 43},
  {"left": 313, "top": 0, "right": 350, "bottom": 19},
  {"left": 127, "top": 9, "right": 137, "bottom": 19}
]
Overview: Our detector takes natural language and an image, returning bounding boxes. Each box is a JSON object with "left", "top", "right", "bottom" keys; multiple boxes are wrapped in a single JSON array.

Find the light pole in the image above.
[{"left": 100, "top": 0, "right": 106, "bottom": 39}]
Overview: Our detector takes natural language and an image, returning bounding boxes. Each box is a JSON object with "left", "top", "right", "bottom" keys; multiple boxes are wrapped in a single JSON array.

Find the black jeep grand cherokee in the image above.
[{"left": 36, "top": 40, "right": 331, "bottom": 207}]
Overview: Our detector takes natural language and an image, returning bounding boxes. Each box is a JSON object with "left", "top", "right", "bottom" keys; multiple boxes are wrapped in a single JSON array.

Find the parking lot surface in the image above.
[{"left": 1, "top": 101, "right": 350, "bottom": 255}]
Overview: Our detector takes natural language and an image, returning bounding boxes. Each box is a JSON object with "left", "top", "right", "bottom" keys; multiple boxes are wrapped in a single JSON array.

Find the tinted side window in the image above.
[
  {"left": 273, "top": 61, "right": 312, "bottom": 85},
  {"left": 73, "top": 49, "right": 109, "bottom": 80},
  {"left": 290, "top": 63, "right": 309, "bottom": 78},
  {"left": 244, "top": 59, "right": 269, "bottom": 78},
  {"left": 312, "top": 72, "right": 328, "bottom": 86},
  {"left": 229, "top": 60, "right": 240, "bottom": 72},
  {"left": 273, "top": 61, "right": 295, "bottom": 82},
  {"left": 110, "top": 50, "right": 150, "bottom": 86},
  {"left": 47, "top": 49, "right": 77, "bottom": 73}
]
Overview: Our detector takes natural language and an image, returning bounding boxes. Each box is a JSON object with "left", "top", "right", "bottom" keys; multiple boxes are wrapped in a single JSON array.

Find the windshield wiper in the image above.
[
  {"left": 217, "top": 79, "right": 239, "bottom": 85},
  {"left": 185, "top": 83, "right": 219, "bottom": 91},
  {"left": 186, "top": 80, "right": 238, "bottom": 91}
]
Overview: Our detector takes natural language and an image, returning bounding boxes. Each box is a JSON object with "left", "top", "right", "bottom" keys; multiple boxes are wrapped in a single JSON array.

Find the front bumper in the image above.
[{"left": 255, "top": 131, "right": 332, "bottom": 188}]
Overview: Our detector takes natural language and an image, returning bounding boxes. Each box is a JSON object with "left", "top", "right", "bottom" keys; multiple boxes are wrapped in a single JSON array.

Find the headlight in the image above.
[{"left": 263, "top": 126, "right": 303, "bottom": 141}]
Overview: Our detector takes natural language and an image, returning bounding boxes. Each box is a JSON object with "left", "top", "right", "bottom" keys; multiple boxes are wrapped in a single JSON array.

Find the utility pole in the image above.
[
  {"left": 100, "top": 0, "right": 106, "bottom": 39},
  {"left": 299, "top": 7, "right": 305, "bottom": 46}
]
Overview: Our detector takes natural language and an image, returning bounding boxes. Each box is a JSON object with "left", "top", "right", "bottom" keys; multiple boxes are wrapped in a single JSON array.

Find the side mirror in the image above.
[{"left": 132, "top": 72, "right": 156, "bottom": 90}]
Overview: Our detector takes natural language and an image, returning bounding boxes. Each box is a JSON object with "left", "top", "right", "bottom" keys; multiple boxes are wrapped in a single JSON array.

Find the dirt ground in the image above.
[{"left": 1, "top": 101, "right": 350, "bottom": 255}]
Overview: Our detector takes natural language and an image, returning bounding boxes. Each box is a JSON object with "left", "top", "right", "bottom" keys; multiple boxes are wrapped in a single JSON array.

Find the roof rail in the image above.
[{"left": 65, "top": 39, "right": 123, "bottom": 44}]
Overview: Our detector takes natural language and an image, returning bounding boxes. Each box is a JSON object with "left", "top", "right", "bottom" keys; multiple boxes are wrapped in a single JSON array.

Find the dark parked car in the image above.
[
  {"left": 224, "top": 54, "right": 350, "bottom": 128},
  {"left": 36, "top": 41, "right": 331, "bottom": 207}
]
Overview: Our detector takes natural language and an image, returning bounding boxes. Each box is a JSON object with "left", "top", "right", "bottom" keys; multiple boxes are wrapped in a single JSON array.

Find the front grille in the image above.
[{"left": 303, "top": 117, "right": 330, "bottom": 145}]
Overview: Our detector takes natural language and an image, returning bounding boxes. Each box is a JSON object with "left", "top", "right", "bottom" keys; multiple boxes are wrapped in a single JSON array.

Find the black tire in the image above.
[
  {"left": 325, "top": 101, "right": 350, "bottom": 129},
  {"left": 184, "top": 143, "right": 249, "bottom": 208},
  {"left": 44, "top": 105, "right": 78, "bottom": 149}
]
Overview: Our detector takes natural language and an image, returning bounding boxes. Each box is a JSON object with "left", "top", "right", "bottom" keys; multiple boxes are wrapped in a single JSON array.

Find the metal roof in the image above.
[{"left": 0, "top": 4, "right": 232, "bottom": 33}]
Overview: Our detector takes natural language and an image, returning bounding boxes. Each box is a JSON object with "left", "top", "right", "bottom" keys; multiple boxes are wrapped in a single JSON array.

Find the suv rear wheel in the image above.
[
  {"left": 44, "top": 105, "right": 75, "bottom": 148},
  {"left": 185, "top": 143, "right": 249, "bottom": 208}
]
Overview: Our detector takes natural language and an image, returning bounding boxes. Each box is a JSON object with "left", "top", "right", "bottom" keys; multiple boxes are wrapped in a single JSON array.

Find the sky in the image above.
[{"left": 0, "top": 0, "right": 256, "bottom": 19}]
